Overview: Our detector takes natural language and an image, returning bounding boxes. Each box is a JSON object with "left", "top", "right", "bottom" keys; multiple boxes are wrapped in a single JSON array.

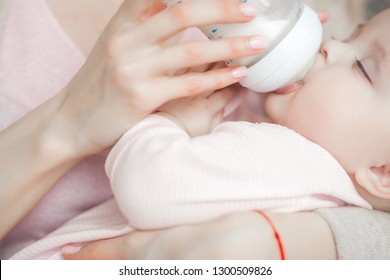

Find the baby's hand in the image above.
[{"left": 157, "top": 85, "right": 238, "bottom": 137}]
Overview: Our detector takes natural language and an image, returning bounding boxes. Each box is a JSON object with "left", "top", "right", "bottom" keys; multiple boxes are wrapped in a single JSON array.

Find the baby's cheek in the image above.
[{"left": 282, "top": 95, "right": 340, "bottom": 144}]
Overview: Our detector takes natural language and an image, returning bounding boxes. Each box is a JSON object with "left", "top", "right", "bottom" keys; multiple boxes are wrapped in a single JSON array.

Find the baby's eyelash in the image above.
[{"left": 354, "top": 57, "right": 372, "bottom": 84}]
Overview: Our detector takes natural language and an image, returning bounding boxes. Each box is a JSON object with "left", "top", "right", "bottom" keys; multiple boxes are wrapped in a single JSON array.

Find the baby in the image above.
[
  {"left": 9, "top": 8, "right": 390, "bottom": 259},
  {"left": 105, "top": 8, "right": 390, "bottom": 229}
]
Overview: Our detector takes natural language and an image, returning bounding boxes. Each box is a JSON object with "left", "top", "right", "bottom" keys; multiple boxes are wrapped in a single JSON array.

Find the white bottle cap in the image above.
[{"left": 239, "top": 4, "right": 323, "bottom": 93}]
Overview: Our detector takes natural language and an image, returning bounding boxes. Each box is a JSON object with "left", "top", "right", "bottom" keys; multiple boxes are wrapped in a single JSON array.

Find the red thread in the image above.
[{"left": 255, "top": 210, "right": 286, "bottom": 260}]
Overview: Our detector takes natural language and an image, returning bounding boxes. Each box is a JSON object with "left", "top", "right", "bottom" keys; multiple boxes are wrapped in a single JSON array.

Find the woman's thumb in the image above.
[{"left": 62, "top": 244, "right": 84, "bottom": 260}]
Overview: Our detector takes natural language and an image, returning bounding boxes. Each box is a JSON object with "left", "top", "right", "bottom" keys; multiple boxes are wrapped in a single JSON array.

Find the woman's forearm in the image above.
[
  {"left": 267, "top": 212, "right": 337, "bottom": 259},
  {"left": 0, "top": 90, "right": 84, "bottom": 239},
  {"left": 63, "top": 210, "right": 338, "bottom": 260}
]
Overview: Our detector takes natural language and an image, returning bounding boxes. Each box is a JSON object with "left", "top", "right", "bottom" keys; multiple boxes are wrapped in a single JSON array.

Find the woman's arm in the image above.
[
  {"left": 0, "top": 0, "right": 266, "bottom": 239},
  {"left": 63, "top": 211, "right": 337, "bottom": 260},
  {"left": 0, "top": 92, "right": 81, "bottom": 239}
]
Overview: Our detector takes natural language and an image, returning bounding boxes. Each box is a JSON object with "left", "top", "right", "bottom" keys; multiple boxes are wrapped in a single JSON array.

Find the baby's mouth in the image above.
[{"left": 274, "top": 81, "right": 304, "bottom": 95}]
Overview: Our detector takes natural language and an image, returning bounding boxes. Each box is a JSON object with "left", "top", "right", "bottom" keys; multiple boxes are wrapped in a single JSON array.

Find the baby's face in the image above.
[{"left": 264, "top": 9, "right": 390, "bottom": 173}]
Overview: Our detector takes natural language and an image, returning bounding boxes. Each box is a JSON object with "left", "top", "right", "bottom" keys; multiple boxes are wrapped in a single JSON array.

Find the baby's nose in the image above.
[{"left": 320, "top": 40, "right": 354, "bottom": 65}]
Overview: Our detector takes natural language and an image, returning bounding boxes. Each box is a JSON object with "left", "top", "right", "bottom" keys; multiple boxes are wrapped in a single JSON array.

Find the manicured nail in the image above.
[
  {"left": 249, "top": 36, "right": 268, "bottom": 50},
  {"left": 61, "top": 245, "right": 82, "bottom": 255},
  {"left": 240, "top": 3, "right": 257, "bottom": 17},
  {"left": 231, "top": 66, "right": 248, "bottom": 79}
]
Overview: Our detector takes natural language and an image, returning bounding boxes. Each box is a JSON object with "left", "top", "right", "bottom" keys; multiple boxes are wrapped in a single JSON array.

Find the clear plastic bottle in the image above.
[{"left": 162, "top": 0, "right": 323, "bottom": 93}]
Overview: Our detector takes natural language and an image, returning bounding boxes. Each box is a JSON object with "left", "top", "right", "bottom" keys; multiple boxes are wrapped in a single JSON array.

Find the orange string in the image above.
[{"left": 255, "top": 210, "right": 286, "bottom": 260}]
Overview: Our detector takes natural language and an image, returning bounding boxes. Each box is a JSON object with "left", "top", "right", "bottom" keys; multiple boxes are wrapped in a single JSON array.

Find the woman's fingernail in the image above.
[
  {"left": 240, "top": 3, "right": 257, "bottom": 17},
  {"left": 231, "top": 66, "right": 248, "bottom": 79},
  {"left": 249, "top": 36, "right": 268, "bottom": 50},
  {"left": 61, "top": 245, "right": 83, "bottom": 255}
]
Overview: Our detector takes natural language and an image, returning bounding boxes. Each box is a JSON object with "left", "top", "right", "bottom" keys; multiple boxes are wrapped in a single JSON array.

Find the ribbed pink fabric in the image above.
[
  {"left": 11, "top": 114, "right": 371, "bottom": 259},
  {"left": 107, "top": 115, "right": 371, "bottom": 229},
  {"left": 0, "top": 0, "right": 113, "bottom": 259},
  {"left": 10, "top": 199, "right": 131, "bottom": 259}
]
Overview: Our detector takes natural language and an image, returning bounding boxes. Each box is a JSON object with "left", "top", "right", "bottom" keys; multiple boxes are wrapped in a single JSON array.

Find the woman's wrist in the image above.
[
  {"left": 45, "top": 84, "right": 114, "bottom": 159},
  {"left": 42, "top": 88, "right": 91, "bottom": 160},
  {"left": 35, "top": 96, "right": 74, "bottom": 160},
  {"left": 0, "top": 90, "right": 87, "bottom": 238}
]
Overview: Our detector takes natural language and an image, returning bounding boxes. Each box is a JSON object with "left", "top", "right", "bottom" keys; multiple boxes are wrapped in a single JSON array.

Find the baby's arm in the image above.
[
  {"left": 106, "top": 98, "right": 351, "bottom": 230},
  {"left": 105, "top": 88, "right": 241, "bottom": 229},
  {"left": 106, "top": 113, "right": 259, "bottom": 230}
]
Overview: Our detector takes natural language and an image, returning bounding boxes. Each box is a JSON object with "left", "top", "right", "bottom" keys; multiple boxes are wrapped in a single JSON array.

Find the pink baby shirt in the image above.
[
  {"left": 0, "top": 0, "right": 113, "bottom": 259},
  {"left": 106, "top": 115, "right": 371, "bottom": 229}
]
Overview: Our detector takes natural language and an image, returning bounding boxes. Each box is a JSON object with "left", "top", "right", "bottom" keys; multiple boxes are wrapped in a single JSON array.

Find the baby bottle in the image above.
[{"left": 161, "top": 0, "right": 323, "bottom": 93}]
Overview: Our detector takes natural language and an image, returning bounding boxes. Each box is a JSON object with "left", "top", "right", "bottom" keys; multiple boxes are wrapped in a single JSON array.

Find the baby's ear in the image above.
[{"left": 355, "top": 165, "right": 390, "bottom": 199}]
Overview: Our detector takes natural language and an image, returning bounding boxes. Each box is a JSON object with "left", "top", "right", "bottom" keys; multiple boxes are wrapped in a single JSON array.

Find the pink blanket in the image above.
[{"left": 10, "top": 199, "right": 129, "bottom": 259}]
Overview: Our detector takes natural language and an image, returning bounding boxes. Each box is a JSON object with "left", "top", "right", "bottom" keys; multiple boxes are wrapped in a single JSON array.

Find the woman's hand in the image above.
[
  {"left": 58, "top": 0, "right": 267, "bottom": 156},
  {"left": 152, "top": 8, "right": 330, "bottom": 138},
  {"left": 318, "top": 11, "right": 330, "bottom": 24},
  {"left": 63, "top": 211, "right": 337, "bottom": 260},
  {"left": 0, "top": 0, "right": 267, "bottom": 238}
]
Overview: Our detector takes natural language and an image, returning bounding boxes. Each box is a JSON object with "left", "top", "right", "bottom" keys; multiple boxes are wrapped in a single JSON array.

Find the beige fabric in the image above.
[
  {"left": 305, "top": 0, "right": 366, "bottom": 39},
  {"left": 317, "top": 207, "right": 390, "bottom": 260},
  {"left": 0, "top": 0, "right": 367, "bottom": 43},
  {"left": 306, "top": 0, "right": 390, "bottom": 38},
  {"left": 0, "top": 0, "right": 10, "bottom": 40}
]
